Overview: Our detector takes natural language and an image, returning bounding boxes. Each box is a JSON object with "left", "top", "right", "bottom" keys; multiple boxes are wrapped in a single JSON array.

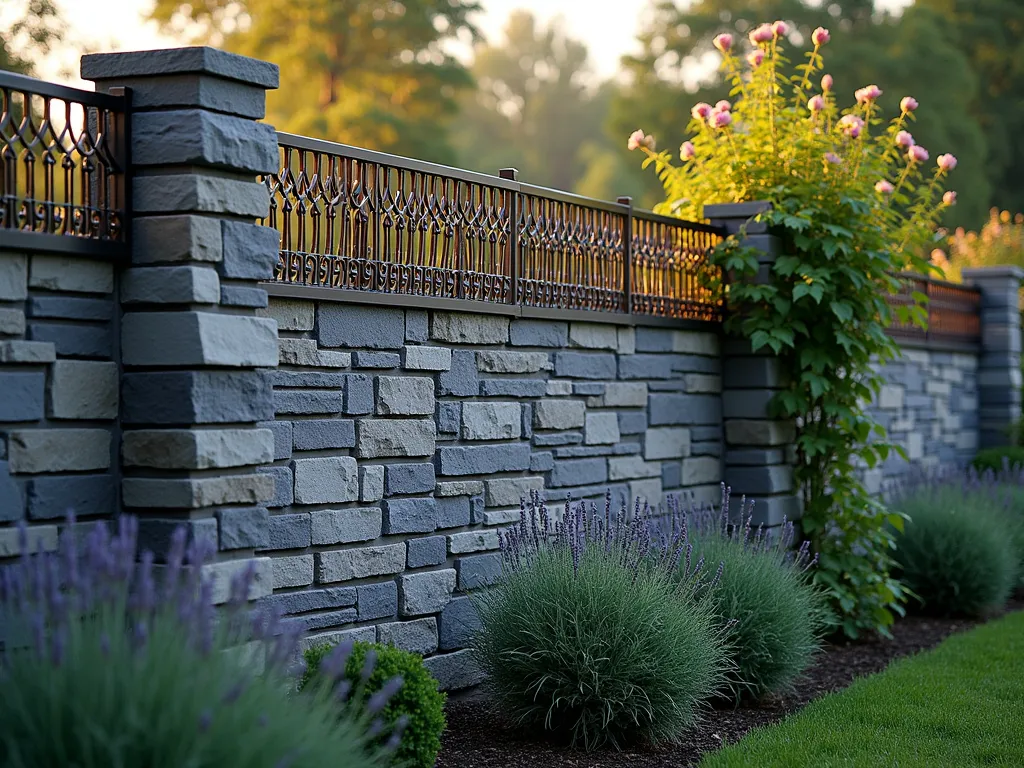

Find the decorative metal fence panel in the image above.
[
  {"left": 887, "top": 272, "right": 982, "bottom": 344},
  {"left": 0, "top": 71, "right": 129, "bottom": 256}
]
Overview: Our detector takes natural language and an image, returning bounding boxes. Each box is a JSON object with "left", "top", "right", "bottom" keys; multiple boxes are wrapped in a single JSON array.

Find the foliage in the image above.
[
  {"left": 0, "top": 0, "right": 65, "bottom": 76},
  {"left": 973, "top": 446, "right": 1024, "bottom": 474},
  {"left": 701, "top": 609, "right": 1024, "bottom": 768},
  {"left": 300, "top": 640, "right": 446, "bottom": 768},
  {"left": 0, "top": 515, "right": 400, "bottom": 768},
  {"left": 889, "top": 480, "right": 1017, "bottom": 616},
  {"left": 475, "top": 494, "right": 730, "bottom": 752},
  {"left": 632, "top": 21, "right": 957, "bottom": 638},
  {"left": 147, "top": 0, "right": 480, "bottom": 164},
  {"left": 682, "top": 489, "right": 829, "bottom": 701}
]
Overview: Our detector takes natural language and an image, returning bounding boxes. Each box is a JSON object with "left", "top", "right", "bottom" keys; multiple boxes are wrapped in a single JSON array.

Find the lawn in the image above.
[{"left": 702, "top": 609, "right": 1024, "bottom": 767}]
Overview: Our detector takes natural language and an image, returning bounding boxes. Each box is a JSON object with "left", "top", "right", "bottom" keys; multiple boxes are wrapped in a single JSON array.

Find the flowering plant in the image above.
[{"left": 630, "top": 22, "right": 960, "bottom": 638}]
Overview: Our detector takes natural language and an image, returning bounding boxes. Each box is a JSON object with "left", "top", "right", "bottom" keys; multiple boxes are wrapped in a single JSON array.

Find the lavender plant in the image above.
[
  {"left": 888, "top": 467, "right": 1019, "bottom": 616},
  {"left": 670, "top": 486, "right": 829, "bottom": 702},
  {"left": 475, "top": 493, "right": 730, "bottom": 752},
  {"left": 0, "top": 514, "right": 403, "bottom": 768}
]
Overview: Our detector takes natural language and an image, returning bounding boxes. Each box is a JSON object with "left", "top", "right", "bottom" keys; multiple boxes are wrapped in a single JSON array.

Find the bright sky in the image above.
[{"left": 35, "top": 0, "right": 911, "bottom": 89}]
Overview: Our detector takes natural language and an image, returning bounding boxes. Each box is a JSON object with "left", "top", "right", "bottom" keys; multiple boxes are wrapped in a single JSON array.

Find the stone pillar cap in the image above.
[
  {"left": 81, "top": 46, "right": 279, "bottom": 89},
  {"left": 703, "top": 201, "right": 772, "bottom": 220},
  {"left": 961, "top": 265, "right": 1024, "bottom": 282}
]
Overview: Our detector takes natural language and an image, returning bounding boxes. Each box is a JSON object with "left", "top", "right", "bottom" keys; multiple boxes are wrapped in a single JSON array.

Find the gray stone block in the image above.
[
  {"left": 259, "top": 465, "right": 294, "bottom": 508},
  {"left": 618, "top": 411, "right": 648, "bottom": 435},
  {"left": 0, "top": 461, "right": 23, "bottom": 521},
  {"left": 723, "top": 356, "right": 788, "bottom": 388},
  {"left": 383, "top": 497, "right": 437, "bottom": 534},
  {"left": 479, "top": 379, "right": 547, "bottom": 397},
  {"left": 0, "top": 252, "right": 27, "bottom": 300},
  {"left": 345, "top": 374, "right": 374, "bottom": 415},
  {"left": 617, "top": 354, "right": 675, "bottom": 380},
  {"left": 722, "top": 390, "right": 775, "bottom": 420},
  {"left": 122, "top": 311, "right": 277, "bottom": 367},
  {"left": 554, "top": 352, "right": 617, "bottom": 379},
  {"left": 0, "top": 340, "right": 55, "bottom": 364},
  {"left": 220, "top": 220, "right": 280, "bottom": 279},
  {"left": 402, "top": 345, "right": 452, "bottom": 371},
  {"left": 317, "top": 543, "right": 406, "bottom": 583},
  {"left": 122, "top": 265, "right": 220, "bottom": 304},
  {"left": 293, "top": 456, "right": 358, "bottom": 505},
  {"left": 662, "top": 461, "right": 681, "bottom": 488},
  {"left": 272, "top": 371, "right": 346, "bottom": 388},
  {"left": 407, "top": 536, "right": 448, "bottom": 568},
  {"left": 377, "top": 617, "right": 439, "bottom": 655},
  {"left": 217, "top": 506, "right": 270, "bottom": 549},
  {"left": 0, "top": 371, "right": 44, "bottom": 422},
  {"left": 261, "top": 420, "right": 292, "bottom": 459},
  {"left": 385, "top": 463, "right": 436, "bottom": 495},
  {"left": 311, "top": 507, "right": 382, "bottom": 545},
  {"left": 219, "top": 285, "right": 268, "bottom": 307},
  {"left": 682, "top": 456, "right": 721, "bottom": 486},
  {"left": 725, "top": 465, "right": 793, "bottom": 495},
  {"left": 123, "top": 370, "right": 275, "bottom": 425},
  {"left": 274, "top": 390, "right": 344, "bottom": 415},
  {"left": 267, "top": 512, "right": 310, "bottom": 550},
  {"left": 649, "top": 394, "right": 721, "bottom": 426},
  {"left": 522, "top": 404, "right": 533, "bottom": 440},
  {"left": 553, "top": 445, "right": 618, "bottom": 458},
  {"left": 281, "top": 608, "right": 358, "bottom": 634},
  {"left": 137, "top": 517, "right": 218, "bottom": 560},
  {"left": 533, "top": 399, "right": 585, "bottom": 430},
  {"left": 608, "top": 456, "right": 661, "bottom": 481},
  {"left": 273, "top": 554, "right": 314, "bottom": 589},
  {"left": 122, "top": 473, "right": 274, "bottom": 509},
  {"left": 95, "top": 72, "right": 266, "bottom": 117},
  {"left": 259, "top": 298, "right": 314, "bottom": 331},
  {"left": 435, "top": 480, "right": 485, "bottom": 497},
  {"left": 291, "top": 419, "right": 355, "bottom": 450},
  {"left": 9, "top": 429, "right": 111, "bottom": 473},
  {"left": 585, "top": 412, "right": 620, "bottom": 445},
  {"left": 377, "top": 376, "right": 435, "bottom": 416},
  {"left": 634, "top": 327, "right": 673, "bottom": 352},
  {"left": 437, "top": 402, "right": 461, "bottom": 434},
  {"left": 432, "top": 313, "right": 508, "bottom": 344},
  {"left": 530, "top": 451, "right": 554, "bottom": 472},
  {"left": 399, "top": 569, "right": 456, "bottom": 616},
  {"left": 266, "top": 586, "right": 356, "bottom": 616},
  {"left": 134, "top": 173, "right": 271, "bottom": 217},
  {"left": 354, "top": 351, "right": 401, "bottom": 369},
  {"left": 438, "top": 596, "right": 481, "bottom": 651},
  {"left": 132, "top": 109, "right": 278, "bottom": 174},
  {"left": 28, "top": 256, "right": 113, "bottom": 294},
  {"left": 130, "top": 425, "right": 275, "bottom": 472},
  {"left": 573, "top": 382, "right": 605, "bottom": 396},
  {"left": 278, "top": 338, "right": 350, "bottom": 369},
  {"left": 471, "top": 496, "right": 486, "bottom": 524},
  {"left": 438, "top": 350, "right": 479, "bottom": 396},
  {"left": 132, "top": 214, "right": 222, "bottom": 265},
  {"left": 423, "top": 649, "right": 485, "bottom": 691},
  {"left": 357, "top": 581, "right": 399, "bottom": 621},
  {"left": 27, "top": 322, "right": 111, "bottom": 359},
  {"left": 532, "top": 431, "right": 583, "bottom": 446},
  {"left": 726, "top": 449, "right": 786, "bottom": 466},
  {"left": 549, "top": 457, "right": 607, "bottom": 488},
  {"left": 437, "top": 442, "right": 531, "bottom": 476},
  {"left": 318, "top": 304, "right": 405, "bottom": 349},
  {"left": 357, "top": 419, "right": 436, "bottom": 458},
  {"left": 436, "top": 496, "right": 471, "bottom": 529},
  {"left": 645, "top": 427, "right": 691, "bottom": 460},
  {"left": 510, "top": 319, "right": 568, "bottom": 347},
  {"left": 485, "top": 476, "right": 544, "bottom": 507},
  {"left": 462, "top": 401, "right": 521, "bottom": 440},
  {"left": 406, "top": 310, "right": 429, "bottom": 342},
  {"left": 360, "top": 465, "right": 384, "bottom": 502},
  {"left": 28, "top": 296, "right": 113, "bottom": 321},
  {"left": 449, "top": 530, "right": 500, "bottom": 554},
  {"left": 477, "top": 350, "right": 550, "bottom": 373},
  {"left": 456, "top": 552, "right": 502, "bottom": 590},
  {"left": 25, "top": 474, "right": 116, "bottom": 520},
  {"left": 82, "top": 46, "right": 280, "bottom": 88}
]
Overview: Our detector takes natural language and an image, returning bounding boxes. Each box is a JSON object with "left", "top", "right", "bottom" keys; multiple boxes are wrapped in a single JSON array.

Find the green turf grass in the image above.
[{"left": 701, "top": 610, "right": 1024, "bottom": 768}]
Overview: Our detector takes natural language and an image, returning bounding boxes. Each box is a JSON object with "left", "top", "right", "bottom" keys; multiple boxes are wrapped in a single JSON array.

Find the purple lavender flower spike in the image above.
[
  {"left": 361, "top": 648, "right": 378, "bottom": 683},
  {"left": 367, "top": 675, "right": 404, "bottom": 715},
  {"left": 198, "top": 709, "right": 213, "bottom": 732},
  {"left": 323, "top": 638, "right": 356, "bottom": 679}
]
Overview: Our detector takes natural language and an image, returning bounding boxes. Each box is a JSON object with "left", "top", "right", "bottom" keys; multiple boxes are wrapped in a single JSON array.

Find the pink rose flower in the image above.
[
  {"left": 812, "top": 27, "right": 830, "bottom": 46},
  {"left": 749, "top": 24, "right": 774, "bottom": 44},
  {"left": 875, "top": 180, "right": 895, "bottom": 194},
  {"left": 908, "top": 145, "right": 929, "bottom": 163},
  {"left": 680, "top": 141, "right": 696, "bottom": 160},
  {"left": 855, "top": 84, "right": 883, "bottom": 104},
  {"left": 627, "top": 129, "right": 647, "bottom": 151},
  {"left": 937, "top": 153, "right": 958, "bottom": 171},
  {"left": 807, "top": 95, "right": 825, "bottom": 112},
  {"left": 900, "top": 96, "right": 919, "bottom": 112},
  {"left": 825, "top": 152, "right": 842, "bottom": 164},
  {"left": 943, "top": 190, "right": 957, "bottom": 206},
  {"left": 711, "top": 110, "right": 732, "bottom": 129},
  {"left": 715, "top": 100, "right": 732, "bottom": 112},
  {"left": 772, "top": 20, "right": 788, "bottom": 37},
  {"left": 691, "top": 102, "right": 712, "bottom": 121},
  {"left": 895, "top": 130, "right": 915, "bottom": 148},
  {"left": 821, "top": 74, "right": 833, "bottom": 92},
  {"left": 838, "top": 114, "right": 865, "bottom": 138},
  {"left": 747, "top": 49, "right": 765, "bottom": 67},
  {"left": 713, "top": 33, "right": 733, "bottom": 53}
]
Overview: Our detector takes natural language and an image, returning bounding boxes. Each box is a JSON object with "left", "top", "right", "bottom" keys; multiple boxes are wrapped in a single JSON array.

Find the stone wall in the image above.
[
  {"left": 255, "top": 294, "right": 723, "bottom": 688},
  {"left": 0, "top": 251, "right": 119, "bottom": 558}
]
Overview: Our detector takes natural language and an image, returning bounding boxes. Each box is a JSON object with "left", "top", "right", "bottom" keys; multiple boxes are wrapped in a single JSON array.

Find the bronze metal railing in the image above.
[
  {"left": 886, "top": 272, "right": 982, "bottom": 345},
  {"left": 0, "top": 70, "right": 130, "bottom": 257},
  {"left": 263, "top": 133, "right": 725, "bottom": 320}
]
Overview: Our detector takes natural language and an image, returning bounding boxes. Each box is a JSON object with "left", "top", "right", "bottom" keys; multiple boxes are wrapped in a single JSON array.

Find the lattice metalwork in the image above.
[
  {"left": 887, "top": 273, "right": 981, "bottom": 343},
  {"left": 0, "top": 71, "right": 128, "bottom": 251}
]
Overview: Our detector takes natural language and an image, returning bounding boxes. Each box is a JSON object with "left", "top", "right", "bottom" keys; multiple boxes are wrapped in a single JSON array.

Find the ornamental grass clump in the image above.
[
  {"left": 0, "top": 515, "right": 403, "bottom": 768},
  {"left": 300, "top": 640, "right": 446, "bottom": 768},
  {"left": 889, "top": 469, "right": 1018, "bottom": 616},
  {"left": 630, "top": 20, "right": 959, "bottom": 638},
  {"left": 671, "top": 486, "right": 829, "bottom": 702},
  {"left": 475, "top": 493, "right": 730, "bottom": 752}
]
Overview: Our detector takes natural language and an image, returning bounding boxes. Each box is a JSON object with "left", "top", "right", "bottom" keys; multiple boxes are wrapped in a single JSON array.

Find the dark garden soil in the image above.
[{"left": 436, "top": 597, "right": 1024, "bottom": 768}]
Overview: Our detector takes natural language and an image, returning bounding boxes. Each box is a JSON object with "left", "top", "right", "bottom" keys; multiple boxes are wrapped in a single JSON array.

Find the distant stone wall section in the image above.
[{"left": 256, "top": 295, "right": 724, "bottom": 688}]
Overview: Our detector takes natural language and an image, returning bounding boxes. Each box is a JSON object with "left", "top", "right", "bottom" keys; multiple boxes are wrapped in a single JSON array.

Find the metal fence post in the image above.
[
  {"left": 500, "top": 168, "right": 519, "bottom": 304},
  {"left": 617, "top": 196, "right": 633, "bottom": 314}
]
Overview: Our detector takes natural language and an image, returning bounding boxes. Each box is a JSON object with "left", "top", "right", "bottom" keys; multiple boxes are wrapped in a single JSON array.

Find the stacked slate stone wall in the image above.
[{"left": 256, "top": 294, "right": 723, "bottom": 689}]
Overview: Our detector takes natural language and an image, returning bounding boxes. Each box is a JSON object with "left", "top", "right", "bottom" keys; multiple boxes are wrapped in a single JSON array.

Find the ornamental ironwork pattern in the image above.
[
  {"left": 887, "top": 273, "right": 981, "bottom": 344},
  {"left": 0, "top": 71, "right": 128, "bottom": 249}
]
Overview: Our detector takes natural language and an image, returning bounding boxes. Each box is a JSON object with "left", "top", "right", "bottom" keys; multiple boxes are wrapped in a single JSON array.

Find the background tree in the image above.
[
  {"left": 148, "top": 0, "right": 481, "bottom": 164},
  {"left": 0, "top": 0, "right": 65, "bottom": 76}
]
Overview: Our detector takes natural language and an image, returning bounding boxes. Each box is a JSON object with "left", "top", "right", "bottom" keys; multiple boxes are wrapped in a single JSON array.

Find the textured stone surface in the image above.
[
  {"left": 123, "top": 428, "right": 273, "bottom": 469},
  {"left": 277, "top": 338, "right": 350, "bottom": 368},
  {"left": 268, "top": 512, "right": 310, "bottom": 550},
  {"left": 424, "top": 650, "right": 486, "bottom": 691},
  {"left": 82, "top": 46, "right": 280, "bottom": 88},
  {"left": 273, "top": 555, "right": 314, "bottom": 589},
  {"left": 0, "top": 371, "right": 45, "bottom": 422},
  {"left": 29, "top": 255, "right": 114, "bottom": 293},
  {"left": 436, "top": 495, "right": 471, "bottom": 528},
  {"left": 293, "top": 456, "right": 359, "bottom": 504},
  {"left": 25, "top": 474, "right": 116, "bottom": 519},
  {"left": 47, "top": 360, "right": 118, "bottom": 420},
  {"left": 360, "top": 464, "right": 385, "bottom": 502},
  {"left": 383, "top": 497, "right": 437, "bottom": 534},
  {"left": 310, "top": 507, "right": 382, "bottom": 545},
  {"left": 132, "top": 109, "right": 278, "bottom": 174},
  {"left": 123, "top": 311, "right": 278, "bottom": 367},
  {"left": 432, "top": 313, "right": 509, "bottom": 344},
  {"left": 291, "top": 419, "right": 355, "bottom": 451},
  {"left": 407, "top": 536, "right": 448, "bottom": 568},
  {"left": 357, "top": 419, "right": 436, "bottom": 458},
  {"left": 122, "top": 265, "right": 220, "bottom": 304},
  {"left": 275, "top": 388, "right": 345, "bottom": 417},
  {"left": 484, "top": 476, "right": 544, "bottom": 507},
  {"left": 436, "top": 480, "right": 485, "bottom": 497},
  {"left": 509, "top": 319, "right": 568, "bottom": 347},
  {"left": 456, "top": 552, "right": 502, "bottom": 590},
  {"left": 357, "top": 581, "right": 398, "bottom": 621},
  {"left": 132, "top": 214, "right": 222, "bottom": 264},
  {"left": 217, "top": 506, "right": 269, "bottom": 549},
  {"left": 476, "top": 350, "right": 550, "bottom": 373},
  {"left": 377, "top": 376, "right": 435, "bottom": 416},
  {"left": 402, "top": 345, "right": 452, "bottom": 371},
  {"left": 645, "top": 427, "right": 691, "bottom": 460},
  {"left": 134, "top": 174, "right": 271, "bottom": 217},
  {"left": 377, "top": 617, "right": 438, "bottom": 655},
  {"left": 220, "top": 221, "right": 280, "bottom": 280},
  {"left": 437, "top": 443, "right": 531, "bottom": 476},
  {"left": 438, "top": 350, "right": 479, "bottom": 397},
  {"left": 399, "top": 569, "right": 456, "bottom": 616},
  {"left": 353, "top": 351, "right": 401, "bottom": 369},
  {"left": 584, "top": 412, "right": 620, "bottom": 445},
  {"left": 317, "top": 543, "right": 405, "bottom": 583},
  {"left": 448, "top": 529, "right": 500, "bottom": 554},
  {"left": 122, "top": 473, "right": 274, "bottom": 509},
  {"left": 259, "top": 298, "right": 314, "bottom": 331},
  {"left": 554, "top": 352, "right": 617, "bottom": 379},
  {"left": 318, "top": 304, "right": 405, "bottom": 349},
  {"left": 533, "top": 399, "right": 586, "bottom": 430},
  {"left": 569, "top": 323, "right": 618, "bottom": 350},
  {"left": 8, "top": 429, "right": 111, "bottom": 473},
  {"left": 385, "top": 463, "right": 436, "bottom": 496},
  {"left": 0, "top": 252, "right": 28, "bottom": 300},
  {"left": 461, "top": 401, "right": 521, "bottom": 440},
  {"left": 0, "top": 340, "right": 56, "bottom": 364},
  {"left": 438, "top": 596, "right": 482, "bottom": 651},
  {"left": 682, "top": 456, "right": 721, "bottom": 486},
  {"left": 549, "top": 457, "right": 607, "bottom": 487},
  {"left": 122, "top": 370, "right": 274, "bottom": 425}
]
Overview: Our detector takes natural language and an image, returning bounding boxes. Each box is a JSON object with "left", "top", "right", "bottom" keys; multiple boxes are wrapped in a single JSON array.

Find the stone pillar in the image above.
[
  {"left": 962, "top": 266, "right": 1023, "bottom": 449},
  {"left": 706, "top": 202, "right": 800, "bottom": 528},
  {"left": 82, "top": 47, "right": 282, "bottom": 600}
]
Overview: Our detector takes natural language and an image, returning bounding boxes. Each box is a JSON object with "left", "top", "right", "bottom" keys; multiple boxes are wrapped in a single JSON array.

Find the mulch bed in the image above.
[{"left": 437, "top": 597, "right": 1024, "bottom": 768}]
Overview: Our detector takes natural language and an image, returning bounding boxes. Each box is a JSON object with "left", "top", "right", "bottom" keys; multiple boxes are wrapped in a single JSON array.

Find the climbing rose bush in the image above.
[{"left": 630, "top": 22, "right": 960, "bottom": 638}]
